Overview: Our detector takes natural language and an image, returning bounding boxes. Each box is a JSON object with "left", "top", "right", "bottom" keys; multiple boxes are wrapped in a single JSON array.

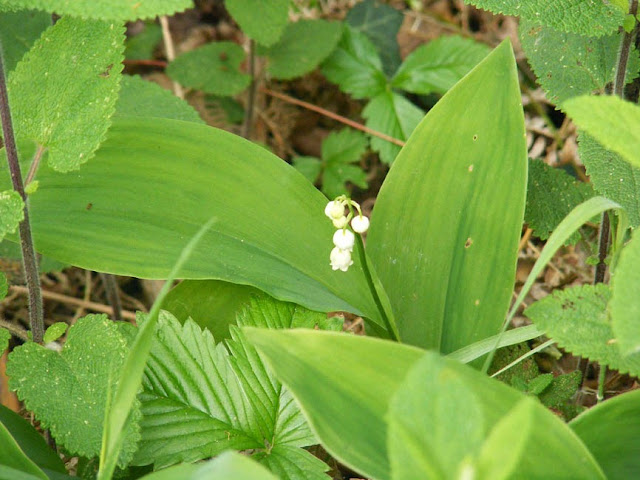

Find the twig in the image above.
[
  {"left": 71, "top": 269, "right": 93, "bottom": 323},
  {"left": 0, "top": 318, "right": 30, "bottom": 342},
  {"left": 242, "top": 39, "right": 257, "bottom": 139},
  {"left": 9, "top": 285, "right": 137, "bottom": 322},
  {"left": 0, "top": 44, "right": 44, "bottom": 343},
  {"left": 25, "top": 144, "right": 46, "bottom": 186},
  {"left": 518, "top": 227, "right": 533, "bottom": 251},
  {"left": 99, "top": 273, "right": 122, "bottom": 321},
  {"left": 159, "top": 16, "right": 184, "bottom": 99},
  {"left": 260, "top": 87, "right": 406, "bottom": 147},
  {"left": 123, "top": 59, "right": 168, "bottom": 68}
]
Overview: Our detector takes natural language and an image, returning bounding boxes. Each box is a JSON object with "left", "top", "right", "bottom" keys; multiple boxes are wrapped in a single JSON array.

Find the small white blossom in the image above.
[
  {"left": 333, "top": 229, "right": 355, "bottom": 251},
  {"left": 330, "top": 247, "right": 353, "bottom": 272},
  {"left": 351, "top": 215, "right": 370, "bottom": 233},
  {"left": 324, "top": 200, "right": 345, "bottom": 220},
  {"left": 332, "top": 216, "right": 348, "bottom": 229}
]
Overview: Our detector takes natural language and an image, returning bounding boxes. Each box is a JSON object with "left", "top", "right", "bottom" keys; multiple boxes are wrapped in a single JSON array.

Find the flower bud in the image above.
[
  {"left": 332, "top": 216, "right": 348, "bottom": 229},
  {"left": 333, "top": 229, "right": 355, "bottom": 251},
  {"left": 330, "top": 247, "right": 353, "bottom": 272},
  {"left": 351, "top": 215, "right": 370, "bottom": 233},
  {"left": 324, "top": 201, "right": 345, "bottom": 220}
]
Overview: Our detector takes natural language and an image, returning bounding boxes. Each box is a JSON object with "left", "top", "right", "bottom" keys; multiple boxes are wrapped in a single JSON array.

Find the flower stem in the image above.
[{"left": 0, "top": 47, "right": 44, "bottom": 343}]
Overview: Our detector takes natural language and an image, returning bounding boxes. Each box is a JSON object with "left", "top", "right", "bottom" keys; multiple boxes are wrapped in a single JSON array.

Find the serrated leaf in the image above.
[
  {"left": 125, "top": 22, "right": 162, "bottom": 60},
  {"left": 6, "top": 315, "right": 140, "bottom": 466},
  {"left": 0, "top": 0, "right": 192, "bottom": 21},
  {"left": 8, "top": 16, "right": 124, "bottom": 172},
  {"left": 0, "top": 328, "right": 9, "bottom": 354},
  {"left": 610, "top": 231, "right": 640, "bottom": 356},
  {"left": 166, "top": 41, "right": 250, "bottom": 96},
  {"left": 563, "top": 95, "right": 640, "bottom": 169},
  {"left": 346, "top": 0, "right": 403, "bottom": 76},
  {"left": 524, "top": 284, "right": 640, "bottom": 377},
  {"left": 42, "top": 322, "right": 67, "bottom": 344},
  {"left": 391, "top": 35, "right": 490, "bottom": 95},
  {"left": 292, "top": 156, "right": 322, "bottom": 185},
  {"left": 578, "top": 132, "right": 640, "bottom": 227},
  {"left": 466, "top": 0, "right": 625, "bottom": 36},
  {"left": 0, "top": 190, "right": 24, "bottom": 242},
  {"left": 321, "top": 26, "right": 387, "bottom": 100},
  {"left": 520, "top": 19, "right": 640, "bottom": 104},
  {"left": 116, "top": 75, "right": 205, "bottom": 124},
  {"left": 362, "top": 91, "right": 424, "bottom": 164},
  {"left": 323, "top": 164, "right": 367, "bottom": 199},
  {"left": 260, "top": 20, "right": 343, "bottom": 80},
  {"left": 0, "top": 10, "right": 50, "bottom": 74},
  {"left": 224, "top": 0, "right": 288, "bottom": 47},
  {"left": 322, "top": 128, "right": 368, "bottom": 164},
  {"left": 525, "top": 159, "right": 595, "bottom": 244}
]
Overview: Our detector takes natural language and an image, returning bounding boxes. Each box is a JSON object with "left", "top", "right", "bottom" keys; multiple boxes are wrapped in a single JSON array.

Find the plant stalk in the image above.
[
  {"left": 0, "top": 46, "right": 44, "bottom": 343},
  {"left": 99, "top": 273, "right": 122, "bottom": 321}
]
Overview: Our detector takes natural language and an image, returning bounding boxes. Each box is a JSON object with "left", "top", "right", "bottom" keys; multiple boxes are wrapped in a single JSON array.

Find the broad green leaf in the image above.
[
  {"left": 0, "top": 0, "right": 193, "bottom": 21},
  {"left": 8, "top": 16, "right": 124, "bottom": 172},
  {"left": 115, "top": 75, "right": 205, "bottom": 124},
  {"left": 525, "top": 159, "right": 594, "bottom": 243},
  {"left": 0, "top": 422, "right": 46, "bottom": 480},
  {"left": 6, "top": 315, "right": 140, "bottom": 466},
  {"left": 0, "top": 466, "right": 46, "bottom": 480},
  {"left": 321, "top": 26, "right": 387, "bottom": 100},
  {"left": 247, "top": 329, "right": 605, "bottom": 480},
  {"left": 0, "top": 190, "right": 23, "bottom": 242},
  {"left": 260, "top": 20, "right": 343, "bottom": 80},
  {"left": 163, "top": 279, "right": 260, "bottom": 340},
  {"left": 564, "top": 95, "right": 640, "bottom": 169},
  {"left": 579, "top": 132, "right": 640, "bottom": 227},
  {"left": 224, "top": 0, "right": 288, "bottom": 46},
  {"left": 610, "top": 231, "right": 640, "bottom": 356},
  {"left": 0, "top": 328, "right": 8, "bottom": 353},
  {"left": 167, "top": 42, "right": 250, "bottom": 96},
  {"left": 570, "top": 389, "right": 640, "bottom": 480},
  {"left": 0, "top": 239, "right": 66, "bottom": 273},
  {"left": 362, "top": 91, "right": 424, "bottom": 164},
  {"left": 0, "top": 405, "right": 66, "bottom": 474},
  {"left": 0, "top": 117, "right": 384, "bottom": 332},
  {"left": 519, "top": 19, "right": 640, "bottom": 104},
  {"left": 466, "top": 0, "right": 625, "bottom": 36},
  {"left": 42, "top": 322, "right": 67, "bottom": 344},
  {"left": 125, "top": 22, "right": 162, "bottom": 60},
  {"left": 391, "top": 35, "right": 490, "bottom": 95},
  {"left": 0, "top": 10, "right": 50, "bottom": 73},
  {"left": 366, "top": 41, "right": 527, "bottom": 351},
  {"left": 346, "top": 0, "right": 403, "bottom": 76},
  {"left": 139, "top": 451, "right": 278, "bottom": 480},
  {"left": 525, "top": 284, "right": 640, "bottom": 377}
]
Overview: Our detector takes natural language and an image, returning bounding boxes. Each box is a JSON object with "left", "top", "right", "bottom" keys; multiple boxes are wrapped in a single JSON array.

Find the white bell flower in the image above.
[
  {"left": 351, "top": 215, "right": 370, "bottom": 233},
  {"left": 333, "top": 229, "right": 355, "bottom": 251},
  {"left": 330, "top": 247, "right": 353, "bottom": 272},
  {"left": 324, "top": 200, "right": 345, "bottom": 220},
  {"left": 332, "top": 216, "right": 348, "bottom": 229}
]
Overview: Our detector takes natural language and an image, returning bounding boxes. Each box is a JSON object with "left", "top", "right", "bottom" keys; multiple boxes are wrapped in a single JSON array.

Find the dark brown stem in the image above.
[
  {"left": 99, "top": 273, "right": 122, "bottom": 321},
  {"left": 0, "top": 47, "right": 44, "bottom": 343},
  {"left": 242, "top": 39, "right": 256, "bottom": 140}
]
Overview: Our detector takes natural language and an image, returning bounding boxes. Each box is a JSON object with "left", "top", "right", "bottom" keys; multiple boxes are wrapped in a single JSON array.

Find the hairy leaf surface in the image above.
[{"left": 0, "top": 190, "right": 23, "bottom": 242}]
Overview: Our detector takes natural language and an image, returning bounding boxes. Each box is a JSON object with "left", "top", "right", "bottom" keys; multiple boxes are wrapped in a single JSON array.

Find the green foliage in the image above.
[
  {"left": 293, "top": 128, "right": 368, "bottom": 198},
  {"left": 0, "top": 328, "right": 9, "bottom": 354},
  {"left": 8, "top": 16, "right": 125, "bottom": 172},
  {"left": 391, "top": 35, "right": 490, "bottom": 95},
  {"left": 519, "top": 19, "right": 640, "bottom": 104},
  {"left": 466, "top": 0, "right": 625, "bottom": 36},
  {"left": 259, "top": 20, "right": 342, "bottom": 80},
  {"left": 564, "top": 95, "right": 640, "bottom": 169},
  {"left": 0, "top": 421, "right": 47, "bottom": 480},
  {"left": 538, "top": 370, "right": 582, "bottom": 409},
  {"left": 6, "top": 315, "right": 140, "bottom": 466},
  {"left": 0, "top": 10, "right": 50, "bottom": 73},
  {"left": 166, "top": 41, "right": 251, "bottom": 96},
  {"left": 610, "top": 231, "right": 640, "bottom": 356},
  {"left": 0, "top": 0, "right": 193, "bottom": 21},
  {"left": 124, "top": 22, "right": 162, "bottom": 60},
  {"left": 321, "top": 25, "right": 387, "bottom": 100},
  {"left": 42, "top": 322, "right": 67, "bottom": 344},
  {"left": 116, "top": 75, "right": 204, "bottom": 124},
  {"left": 525, "top": 159, "right": 594, "bottom": 243},
  {"left": 346, "top": 0, "right": 403, "bottom": 76},
  {"left": 224, "top": 0, "right": 288, "bottom": 46},
  {"left": 525, "top": 284, "right": 640, "bottom": 377},
  {"left": 0, "top": 190, "right": 23, "bottom": 242},
  {"left": 579, "top": 133, "right": 640, "bottom": 227},
  {"left": 0, "top": 240, "right": 66, "bottom": 273}
]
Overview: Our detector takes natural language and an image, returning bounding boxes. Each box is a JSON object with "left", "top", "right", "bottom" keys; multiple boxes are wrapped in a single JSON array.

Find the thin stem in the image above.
[
  {"left": 0, "top": 318, "right": 30, "bottom": 342},
  {"left": 25, "top": 144, "right": 46, "bottom": 186},
  {"left": 596, "top": 365, "right": 607, "bottom": 403},
  {"left": 242, "top": 39, "right": 256, "bottom": 139},
  {"left": 99, "top": 273, "right": 122, "bottom": 321},
  {"left": 159, "top": 16, "right": 184, "bottom": 99},
  {"left": 0, "top": 46, "right": 44, "bottom": 344}
]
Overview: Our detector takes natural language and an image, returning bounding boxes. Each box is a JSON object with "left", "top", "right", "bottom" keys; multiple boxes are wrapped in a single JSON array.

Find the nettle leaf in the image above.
[
  {"left": 6, "top": 315, "right": 140, "bottom": 466},
  {"left": 260, "top": 20, "right": 343, "bottom": 80},
  {"left": 520, "top": 19, "right": 640, "bottom": 104},
  {"left": 321, "top": 25, "right": 387, "bottom": 100},
  {"left": 466, "top": 0, "right": 625, "bottom": 36},
  {"left": 0, "top": 328, "right": 9, "bottom": 354},
  {"left": 610, "top": 231, "right": 640, "bottom": 356},
  {"left": 116, "top": 75, "right": 205, "bottom": 124},
  {"left": 391, "top": 35, "right": 490, "bottom": 95},
  {"left": 135, "top": 298, "right": 331, "bottom": 480},
  {"left": 166, "top": 41, "right": 251, "bottom": 96},
  {"left": 346, "top": 0, "right": 403, "bottom": 76},
  {"left": 525, "top": 159, "right": 594, "bottom": 244},
  {"left": 578, "top": 132, "right": 640, "bottom": 227},
  {"left": 43, "top": 322, "right": 68, "bottom": 344},
  {"left": 363, "top": 91, "right": 425, "bottom": 164},
  {"left": 224, "top": 0, "right": 288, "bottom": 47},
  {"left": 524, "top": 284, "right": 640, "bottom": 377},
  {"left": 0, "top": 190, "right": 24, "bottom": 242},
  {"left": 0, "top": 0, "right": 192, "bottom": 21},
  {"left": 8, "top": 16, "right": 125, "bottom": 172},
  {"left": 0, "top": 10, "right": 50, "bottom": 74},
  {"left": 0, "top": 271, "right": 7, "bottom": 301},
  {"left": 125, "top": 22, "right": 162, "bottom": 60},
  {"left": 564, "top": 95, "right": 640, "bottom": 169}
]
